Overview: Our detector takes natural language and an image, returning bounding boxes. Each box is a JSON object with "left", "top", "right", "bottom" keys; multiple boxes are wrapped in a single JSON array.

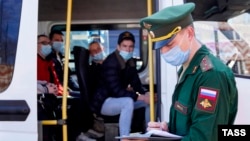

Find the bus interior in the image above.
[{"left": 0, "top": 0, "right": 250, "bottom": 141}]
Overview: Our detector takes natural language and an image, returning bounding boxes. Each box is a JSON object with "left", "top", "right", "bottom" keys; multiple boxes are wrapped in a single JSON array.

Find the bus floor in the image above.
[{"left": 38, "top": 94, "right": 145, "bottom": 141}]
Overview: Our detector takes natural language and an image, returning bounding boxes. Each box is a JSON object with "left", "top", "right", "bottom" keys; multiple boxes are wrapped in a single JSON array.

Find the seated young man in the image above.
[
  {"left": 48, "top": 30, "right": 80, "bottom": 92},
  {"left": 90, "top": 31, "right": 155, "bottom": 138}
]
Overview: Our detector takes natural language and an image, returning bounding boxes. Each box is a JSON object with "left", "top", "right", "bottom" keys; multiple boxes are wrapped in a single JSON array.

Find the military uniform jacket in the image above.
[
  {"left": 169, "top": 45, "right": 238, "bottom": 141},
  {"left": 91, "top": 50, "right": 146, "bottom": 114}
]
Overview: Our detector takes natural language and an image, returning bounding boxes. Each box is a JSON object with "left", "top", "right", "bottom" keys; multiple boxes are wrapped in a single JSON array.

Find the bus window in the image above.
[
  {"left": 194, "top": 12, "right": 250, "bottom": 77},
  {"left": 0, "top": 0, "right": 22, "bottom": 92},
  {"left": 51, "top": 23, "right": 147, "bottom": 72},
  {"left": 61, "top": 29, "right": 140, "bottom": 59}
]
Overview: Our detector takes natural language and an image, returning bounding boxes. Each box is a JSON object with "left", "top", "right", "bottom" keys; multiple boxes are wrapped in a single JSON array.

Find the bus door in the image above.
[{"left": 0, "top": 0, "right": 38, "bottom": 140}]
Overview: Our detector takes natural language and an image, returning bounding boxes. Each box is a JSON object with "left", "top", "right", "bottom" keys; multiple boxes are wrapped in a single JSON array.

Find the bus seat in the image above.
[
  {"left": 73, "top": 46, "right": 117, "bottom": 120},
  {"left": 71, "top": 46, "right": 97, "bottom": 139},
  {"left": 72, "top": 46, "right": 90, "bottom": 104}
]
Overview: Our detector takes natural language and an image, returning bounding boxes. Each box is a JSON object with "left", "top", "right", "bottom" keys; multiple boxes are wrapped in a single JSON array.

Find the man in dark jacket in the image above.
[
  {"left": 88, "top": 41, "right": 106, "bottom": 100},
  {"left": 91, "top": 31, "right": 152, "bottom": 137},
  {"left": 48, "top": 30, "right": 80, "bottom": 93}
]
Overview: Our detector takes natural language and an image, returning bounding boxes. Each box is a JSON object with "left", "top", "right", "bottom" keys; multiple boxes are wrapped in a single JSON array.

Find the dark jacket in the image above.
[
  {"left": 91, "top": 50, "right": 147, "bottom": 114},
  {"left": 88, "top": 61, "right": 103, "bottom": 101},
  {"left": 48, "top": 51, "right": 80, "bottom": 91}
]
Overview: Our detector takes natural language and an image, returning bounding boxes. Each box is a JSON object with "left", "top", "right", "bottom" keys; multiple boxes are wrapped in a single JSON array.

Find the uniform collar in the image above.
[{"left": 178, "top": 45, "right": 210, "bottom": 81}]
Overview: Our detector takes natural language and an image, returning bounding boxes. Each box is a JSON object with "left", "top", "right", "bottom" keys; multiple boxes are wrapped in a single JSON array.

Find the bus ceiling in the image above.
[
  {"left": 38, "top": 0, "right": 152, "bottom": 21},
  {"left": 185, "top": 0, "right": 250, "bottom": 21},
  {"left": 38, "top": 0, "right": 250, "bottom": 22}
]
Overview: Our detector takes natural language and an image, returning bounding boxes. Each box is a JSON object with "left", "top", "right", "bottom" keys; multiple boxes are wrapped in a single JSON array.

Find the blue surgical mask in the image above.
[
  {"left": 119, "top": 50, "right": 133, "bottom": 61},
  {"left": 91, "top": 51, "right": 106, "bottom": 62},
  {"left": 41, "top": 45, "right": 52, "bottom": 57},
  {"left": 161, "top": 45, "right": 190, "bottom": 66},
  {"left": 52, "top": 41, "right": 64, "bottom": 54},
  {"left": 59, "top": 47, "right": 65, "bottom": 55}
]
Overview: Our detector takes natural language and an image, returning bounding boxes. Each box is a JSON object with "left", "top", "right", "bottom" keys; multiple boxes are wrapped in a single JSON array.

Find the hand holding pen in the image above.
[
  {"left": 157, "top": 117, "right": 164, "bottom": 131},
  {"left": 146, "top": 118, "right": 169, "bottom": 131}
]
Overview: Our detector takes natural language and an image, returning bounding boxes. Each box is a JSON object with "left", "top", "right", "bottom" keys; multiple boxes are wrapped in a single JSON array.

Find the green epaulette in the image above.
[{"left": 200, "top": 55, "right": 213, "bottom": 72}]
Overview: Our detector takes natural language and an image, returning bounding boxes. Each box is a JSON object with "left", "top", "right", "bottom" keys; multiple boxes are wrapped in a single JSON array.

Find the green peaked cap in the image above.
[{"left": 140, "top": 2, "right": 195, "bottom": 49}]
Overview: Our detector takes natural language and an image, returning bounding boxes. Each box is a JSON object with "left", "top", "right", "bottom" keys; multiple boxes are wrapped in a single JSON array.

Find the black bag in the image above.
[{"left": 37, "top": 94, "right": 58, "bottom": 120}]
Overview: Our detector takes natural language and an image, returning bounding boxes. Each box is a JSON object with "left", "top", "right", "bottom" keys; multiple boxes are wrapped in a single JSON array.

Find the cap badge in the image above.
[
  {"left": 123, "top": 32, "right": 131, "bottom": 37},
  {"left": 143, "top": 22, "right": 152, "bottom": 30},
  {"left": 143, "top": 22, "right": 155, "bottom": 38}
]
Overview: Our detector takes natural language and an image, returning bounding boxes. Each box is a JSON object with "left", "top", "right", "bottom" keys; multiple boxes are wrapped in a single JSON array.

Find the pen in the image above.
[{"left": 157, "top": 117, "right": 163, "bottom": 131}]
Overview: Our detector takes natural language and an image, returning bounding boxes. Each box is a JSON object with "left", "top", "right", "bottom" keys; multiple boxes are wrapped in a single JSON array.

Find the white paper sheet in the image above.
[{"left": 115, "top": 129, "right": 182, "bottom": 140}]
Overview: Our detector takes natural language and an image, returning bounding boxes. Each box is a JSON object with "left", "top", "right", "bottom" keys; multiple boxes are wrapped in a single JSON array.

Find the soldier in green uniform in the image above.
[{"left": 138, "top": 2, "right": 238, "bottom": 141}]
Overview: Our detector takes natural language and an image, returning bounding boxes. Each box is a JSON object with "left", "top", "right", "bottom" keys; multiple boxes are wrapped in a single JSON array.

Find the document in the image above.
[{"left": 115, "top": 129, "right": 182, "bottom": 140}]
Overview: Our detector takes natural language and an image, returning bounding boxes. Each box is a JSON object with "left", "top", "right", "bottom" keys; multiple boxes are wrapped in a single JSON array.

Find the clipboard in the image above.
[
  {"left": 115, "top": 130, "right": 182, "bottom": 140},
  {"left": 115, "top": 136, "right": 181, "bottom": 141}
]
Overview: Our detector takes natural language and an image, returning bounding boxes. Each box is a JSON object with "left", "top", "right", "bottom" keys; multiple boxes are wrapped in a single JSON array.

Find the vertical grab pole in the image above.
[
  {"left": 62, "top": 0, "right": 73, "bottom": 141},
  {"left": 147, "top": 0, "right": 155, "bottom": 122}
]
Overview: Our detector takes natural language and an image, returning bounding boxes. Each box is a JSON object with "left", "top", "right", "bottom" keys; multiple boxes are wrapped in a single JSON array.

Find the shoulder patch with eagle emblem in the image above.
[{"left": 195, "top": 86, "right": 219, "bottom": 113}]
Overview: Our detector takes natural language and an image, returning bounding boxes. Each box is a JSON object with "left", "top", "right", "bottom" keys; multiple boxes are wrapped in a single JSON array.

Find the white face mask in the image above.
[
  {"left": 52, "top": 41, "right": 64, "bottom": 54},
  {"left": 91, "top": 51, "right": 106, "bottom": 62},
  {"left": 161, "top": 45, "right": 190, "bottom": 66},
  {"left": 119, "top": 50, "right": 133, "bottom": 61},
  {"left": 161, "top": 34, "right": 190, "bottom": 66},
  {"left": 40, "top": 44, "right": 52, "bottom": 57}
]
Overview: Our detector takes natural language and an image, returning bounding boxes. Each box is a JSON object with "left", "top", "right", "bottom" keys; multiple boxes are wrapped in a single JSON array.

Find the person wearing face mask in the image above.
[
  {"left": 89, "top": 41, "right": 106, "bottom": 64},
  {"left": 133, "top": 3, "right": 238, "bottom": 141},
  {"left": 88, "top": 41, "right": 106, "bottom": 100},
  {"left": 90, "top": 31, "right": 156, "bottom": 138},
  {"left": 75, "top": 41, "right": 108, "bottom": 140},
  {"left": 37, "top": 34, "right": 63, "bottom": 96},
  {"left": 37, "top": 34, "right": 64, "bottom": 141},
  {"left": 48, "top": 30, "right": 80, "bottom": 92}
]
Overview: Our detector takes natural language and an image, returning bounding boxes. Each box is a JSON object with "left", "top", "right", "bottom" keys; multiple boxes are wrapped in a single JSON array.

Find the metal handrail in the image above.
[{"left": 147, "top": 0, "right": 155, "bottom": 122}]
